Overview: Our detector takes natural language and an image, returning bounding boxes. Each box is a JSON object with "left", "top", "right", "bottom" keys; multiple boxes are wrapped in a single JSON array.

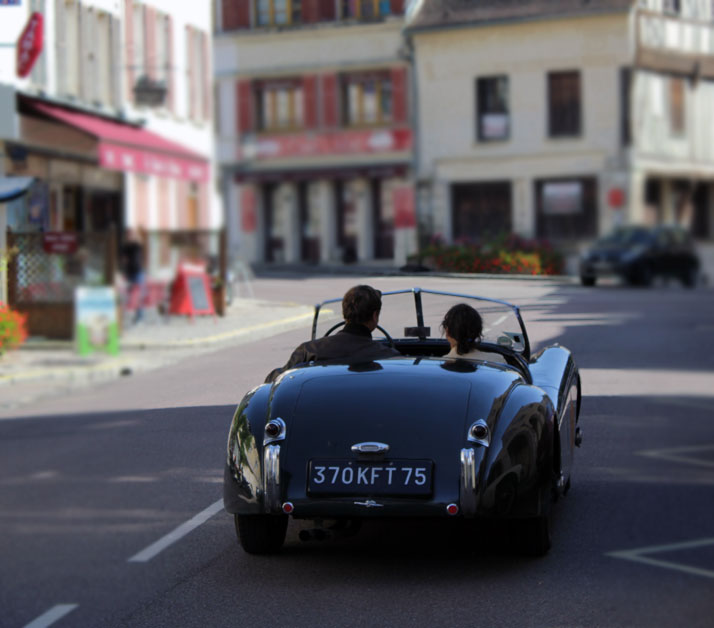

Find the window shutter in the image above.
[
  {"left": 187, "top": 26, "right": 196, "bottom": 120},
  {"left": 202, "top": 32, "right": 211, "bottom": 122},
  {"left": 166, "top": 15, "right": 175, "bottom": 113},
  {"left": 222, "top": 0, "right": 251, "bottom": 29},
  {"left": 322, "top": 73, "right": 338, "bottom": 128},
  {"left": 237, "top": 79, "right": 254, "bottom": 134},
  {"left": 55, "top": 0, "right": 67, "bottom": 95},
  {"left": 303, "top": 75, "right": 318, "bottom": 128},
  {"left": 146, "top": 7, "right": 156, "bottom": 80},
  {"left": 391, "top": 66, "right": 407, "bottom": 124},
  {"left": 389, "top": 0, "right": 404, "bottom": 14},
  {"left": 111, "top": 15, "right": 122, "bottom": 109}
]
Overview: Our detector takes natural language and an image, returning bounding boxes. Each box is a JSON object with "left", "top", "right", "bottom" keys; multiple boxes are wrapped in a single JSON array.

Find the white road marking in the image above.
[
  {"left": 607, "top": 537, "right": 714, "bottom": 580},
  {"left": 128, "top": 499, "right": 224, "bottom": 563},
  {"left": 24, "top": 604, "right": 78, "bottom": 628},
  {"left": 637, "top": 444, "right": 714, "bottom": 469}
]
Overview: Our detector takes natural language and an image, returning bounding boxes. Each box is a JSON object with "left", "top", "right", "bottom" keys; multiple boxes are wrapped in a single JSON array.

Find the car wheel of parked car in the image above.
[
  {"left": 580, "top": 275, "right": 596, "bottom": 287},
  {"left": 235, "top": 514, "right": 288, "bottom": 555},
  {"left": 681, "top": 267, "right": 699, "bottom": 288}
]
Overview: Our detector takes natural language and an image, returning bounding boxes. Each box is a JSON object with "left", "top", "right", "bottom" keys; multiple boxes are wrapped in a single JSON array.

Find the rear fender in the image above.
[
  {"left": 477, "top": 384, "right": 556, "bottom": 518},
  {"left": 223, "top": 384, "right": 271, "bottom": 514}
]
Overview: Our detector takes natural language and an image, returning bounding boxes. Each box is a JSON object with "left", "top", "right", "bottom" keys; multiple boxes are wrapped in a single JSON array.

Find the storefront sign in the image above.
[
  {"left": 75, "top": 286, "right": 119, "bottom": 356},
  {"left": 542, "top": 182, "right": 583, "bottom": 215},
  {"left": 244, "top": 128, "right": 413, "bottom": 161},
  {"left": 42, "top": 232, "right": 78, "bottom": 254},
  {"left": 99, "top": 143, "right": 209, "bottom": 183},
  {"left": 608, "top": 187, "right": 625, "bottom": 208},
  {"left": 16, "top": 12, "right": 43, "bottom": 78},
  {"left": 393, "top": 185, "right": 416, "bottom": 229}
]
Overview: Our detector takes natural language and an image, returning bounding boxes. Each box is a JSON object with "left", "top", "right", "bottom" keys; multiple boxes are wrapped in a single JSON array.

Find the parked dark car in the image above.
[
  {"left": 579, "top": 225, "right": 700, "bottom": 287},
  {"left": 223, "top": 289, "right": 582, "bottom": 557}
]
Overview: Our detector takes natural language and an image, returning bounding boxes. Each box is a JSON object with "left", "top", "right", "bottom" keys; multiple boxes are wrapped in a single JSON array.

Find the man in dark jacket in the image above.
[{"left": 265, "top": 284, "right": 400, "bottom": 383}]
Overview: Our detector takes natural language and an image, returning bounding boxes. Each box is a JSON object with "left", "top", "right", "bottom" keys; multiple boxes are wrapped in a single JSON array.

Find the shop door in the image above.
[
  {"left": 263, "top": 184, "right": 284, "bottom": 263},
  {"left": 336, "top": 180, "right": 358, "bottom": 263},
  {"left": 451, "top": 182, "right": 512, "bottom": 240},
  {"left": 87, "top": 190, "right": 121, "bottom": 231},
  {"left": 299, "top": 182, "right": 320, "bottom": 263},
  {"left": 373, "top": 179, "right": 393, "bottom": 259},
  {"left": 62, "top": 186, "right": 83, "bottom": 231}
]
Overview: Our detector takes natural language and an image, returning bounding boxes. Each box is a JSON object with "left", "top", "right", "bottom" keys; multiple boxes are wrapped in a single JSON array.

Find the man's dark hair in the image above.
[
  {"left": 342, "top": 285, "right": 382, "bottom": 325},
  {"left": 441, "top": 303, "right": 483, "bottom": 355}
]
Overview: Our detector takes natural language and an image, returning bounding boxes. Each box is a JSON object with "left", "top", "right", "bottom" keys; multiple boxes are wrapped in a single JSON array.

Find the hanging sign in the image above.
[
  {"left": 43, "top": 232, "right": 78, "bottom": 254},
  {"left": 16, "top": 12, "right": 43, "bottom": 78}
]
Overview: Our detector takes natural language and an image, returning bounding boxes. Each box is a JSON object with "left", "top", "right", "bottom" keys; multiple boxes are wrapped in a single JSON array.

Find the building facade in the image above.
[
  {"left": 0, "top": 0, "right": 220, "bottom": 284},
  {"left": 215, "top": 0, "right": 417, "bottom": 267},
  {"left": 407, "top": 0, "right": 714, "bottom": 253}
]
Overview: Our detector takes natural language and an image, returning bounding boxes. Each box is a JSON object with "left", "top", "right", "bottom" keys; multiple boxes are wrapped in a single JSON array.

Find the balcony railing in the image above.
[{"left": 636, "top": 9, "right": 714, "bottom": 78}]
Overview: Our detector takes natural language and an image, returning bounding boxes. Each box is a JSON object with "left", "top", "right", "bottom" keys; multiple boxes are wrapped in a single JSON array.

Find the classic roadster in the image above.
[{"left": 223, "top": 288, "right": 582, "bottom": 556}]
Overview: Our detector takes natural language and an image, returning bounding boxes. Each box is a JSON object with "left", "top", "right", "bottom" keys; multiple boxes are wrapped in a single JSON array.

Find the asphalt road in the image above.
[{"left": 1, "top": 276, "right": 713, "bottom": 628}]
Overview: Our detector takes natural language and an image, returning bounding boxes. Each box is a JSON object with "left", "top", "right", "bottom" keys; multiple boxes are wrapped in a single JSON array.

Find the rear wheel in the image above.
[
  {"left": 681, "top": 266, "right": 699, "bottom": 288},
  {"left": 235, "top": 514, "right": 288, "bottom": 555},
  {"left": 580, "top": 275, "right": 596, "bottom": 287},
  {"left": 518, "top": 514, "right": 552, "bottom": 557}
]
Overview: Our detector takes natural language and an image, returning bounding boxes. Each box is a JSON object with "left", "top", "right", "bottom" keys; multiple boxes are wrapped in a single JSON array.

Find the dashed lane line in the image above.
[
  {"left": 24, "top": 604, "right": 78, "bottom": 628},
  {"left": 127, "top": 499, "right": 224, "bottom": 563},
  {"left": 607, "top": 537, "right": 714, "bottom": 580}
]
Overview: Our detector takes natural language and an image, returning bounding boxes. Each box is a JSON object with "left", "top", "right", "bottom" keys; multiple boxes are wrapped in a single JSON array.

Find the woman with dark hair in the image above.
[{"left": 441, "top": 303, "right": 506, "bottom": 363}]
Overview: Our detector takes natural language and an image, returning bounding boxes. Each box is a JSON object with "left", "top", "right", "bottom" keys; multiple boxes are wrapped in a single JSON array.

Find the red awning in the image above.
[{"left": 30, "top": 101, "right": 209, "bottom": 183}]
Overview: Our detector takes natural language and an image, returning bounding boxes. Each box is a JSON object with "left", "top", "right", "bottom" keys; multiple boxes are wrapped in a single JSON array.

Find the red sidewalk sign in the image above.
[
  {"left": 169, "top": 262, "right": 215, "bottom": 317},
  {"left": 17, "top": 12, "right": 43, "bottom": 78},
  {"left": 42, "top": 232, "right": 78, "bottom": 254}
]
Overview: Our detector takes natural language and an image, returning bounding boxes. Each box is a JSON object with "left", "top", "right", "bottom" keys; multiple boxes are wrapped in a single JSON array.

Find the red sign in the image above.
[
  {"left": 245, "top": 128, "right": 413, "bottom": 161},
  {"left": 99, "top": 143, "right": 209, "bottom": 183},
  {"left": 393, "top": 185, "right": 416, "bottom": 229},
  {"left": 42, "top": 232, "right": 78, "bottom": 255},
  {"left": 608, "top": 187, "right": 625, "bottom": 209},
  {"left": 16, "top": 12, "right": 44, "bottom": 78},
  {"left": 169, "top": 262, "right": 215, "bottom": 317}
]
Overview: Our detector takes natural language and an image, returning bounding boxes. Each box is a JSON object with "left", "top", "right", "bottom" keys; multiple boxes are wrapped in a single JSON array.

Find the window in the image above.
[
  {"left": 59, "top": 0, "right": 80, "bottom": 97},
  {"left": 548, "top": 71, "right": 581, "bottom": 137},
  {"left": 133, "top": 4, "right": 145, "bottom": 79},
  {"left": 536, "top": 178, "right": 598, "bottom": 239},
  {"left": 476, "top": 76, "right": 509, "bottom": 141},
  {"left": 257, "top": 80, "right": 304, "bottom": 130},
  {"left": 669, "top": 77, "right": 685, "bottom": 136},
  {"left": 256, "top": 0, "right": 301, "bottom": 25},
  {"left": 342, "top": 72, "right": 392, "bottom": 126},
  {"left": 342, "top": 0, "right": 390, "bottom": 19},
  {"left": 186, "top": 27, "right": 208, "bottom": 121},
  {"left": 663, "top": 0, "right": 680, "bottom": 14}
]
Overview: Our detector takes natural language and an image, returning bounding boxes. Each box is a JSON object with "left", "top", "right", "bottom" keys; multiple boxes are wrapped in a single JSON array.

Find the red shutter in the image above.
[
  {"left": 389, "top": 0, "right": 404, "bottom": 14},
  {"left": 125, "top": 0, "right": 135, "bottom": 102},
  {"left": 301, "top": 0, "right": 317, "bottom": 22},
  {"left": 322, "top": 73, "right": 338, "bottom": 128},
  {"left": 222, "top": 0, "right": 251, "bottom": 30},
  {"left": 237, "top": 79, "right": 254, "bottom": 134},
  {"left": 318, "top": 0, "right": 336, "bottom": 20},
  {"left": 303, "top": 75, "right": 318, "bottom": 129},
  {"left": 202, "top": 32, "right": 211, "bottom": 121},
  {"left": 391, "top": 66, "right": 407, "bottom": 124},
  {"left": 146, "top": 6, "right": 156, "bottom": 80},
  {"left": 166, "top": 15, "right": 174, "bottom": 112}
]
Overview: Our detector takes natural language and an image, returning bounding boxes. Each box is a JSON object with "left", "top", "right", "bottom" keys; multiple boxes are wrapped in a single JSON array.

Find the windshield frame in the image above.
[{"left": 311, "top": 287, "right": 530, "bottom": 360}]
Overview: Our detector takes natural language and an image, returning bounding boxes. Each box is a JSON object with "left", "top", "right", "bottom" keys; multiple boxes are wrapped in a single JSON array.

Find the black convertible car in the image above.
[{"left": 224, "top": 289, "right": 582, "bottom": 556}]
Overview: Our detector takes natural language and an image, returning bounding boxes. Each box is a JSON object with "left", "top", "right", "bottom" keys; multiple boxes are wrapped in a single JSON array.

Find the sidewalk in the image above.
[{"left": 0, "top": 298, "right": 316, "bottom": 410}]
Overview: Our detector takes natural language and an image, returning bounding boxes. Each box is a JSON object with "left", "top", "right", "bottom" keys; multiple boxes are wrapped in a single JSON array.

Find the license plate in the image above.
[{"left": 308, "top": 459, "right": 433, "bottom": 496}]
